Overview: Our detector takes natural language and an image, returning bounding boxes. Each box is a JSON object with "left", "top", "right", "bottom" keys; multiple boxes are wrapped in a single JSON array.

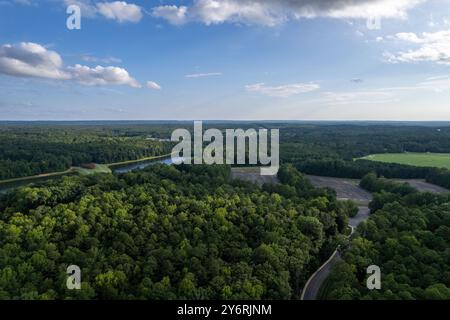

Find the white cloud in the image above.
[
  {"left": 386, "top": 30, "right": 450, "bottom": 65},
  {"left": 146, "top": 81, "right": 161, "bottom": 90},
  {"left": 152, "top": 0, "right": 424, "bottom": 26},
  {"left": 395, "top": 32, "right": 424, "bottom": 43},
  {"left": 245, "top": 82, "right": 319, "bottom": 97},
  {"left": 0, "top": 42, "right": 70, "bottom": 79},
  {"left": 64, "top": 0, "right": 142, "bottom": 22},
  {"left": 152, "top": 5, "right": 189, "bottom": 25},
  {"left": 67, "top": 64, "right": 141, "bottom": 87},
  {"left": 185, "top": 72, "right": 222, "bottom": 78},
  {"left": 97, "top": 1, "right": 143, "bottom": 23},
  {"left": 0, "top": 42, "right": 141, "bottom": 88}
]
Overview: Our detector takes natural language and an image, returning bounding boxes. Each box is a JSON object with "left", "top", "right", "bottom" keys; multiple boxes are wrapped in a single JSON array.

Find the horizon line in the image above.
[{"left": 1, "top": 120, "right": 450, "bottom": 123}]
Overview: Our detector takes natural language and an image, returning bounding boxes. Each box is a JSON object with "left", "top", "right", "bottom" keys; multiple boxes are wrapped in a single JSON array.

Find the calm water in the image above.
[
  {"left": 113, "top": 156, "right": 183, "bottom": 173},
  {"left": 0, "top": 156, "right": 184, "bottom": 194}
]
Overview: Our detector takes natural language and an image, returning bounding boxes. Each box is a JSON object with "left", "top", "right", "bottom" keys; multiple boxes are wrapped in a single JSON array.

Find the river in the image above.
[
  {"left": 0, "top": 156, "right": 183, "bottom": 194},
  {"left": 113, "top": 156, "right": 182, "bottom": 173}
]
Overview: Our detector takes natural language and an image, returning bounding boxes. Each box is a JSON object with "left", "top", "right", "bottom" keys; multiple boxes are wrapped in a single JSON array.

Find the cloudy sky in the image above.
[{"left": 1, "top": 0, "right": 450, "bottom": 120}]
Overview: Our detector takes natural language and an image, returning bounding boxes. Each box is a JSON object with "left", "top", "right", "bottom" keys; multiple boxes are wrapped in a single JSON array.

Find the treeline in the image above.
[
  {"left": 0, "top": 164, "right": 354, "bottom": 299},
  {"left": 2, "top": 123, "right": 450, "bottom": 190},
  {"left": 0, "top": 125, "right": 172, "bottom": 180},
  {"left": 296, "top": 159, "right": 450, "bottom": 191},
  {"left": 295, "top": 159, "right": 432, "bottom": 179},
  {"left": 277, "top": 125, "right": 450, "bottom": 189},
  {"left": 426, "top": 169, "right": 450, "bottom": 189},
  {"left": 321, "top": 174, "right": 450, "bottom": 300}
]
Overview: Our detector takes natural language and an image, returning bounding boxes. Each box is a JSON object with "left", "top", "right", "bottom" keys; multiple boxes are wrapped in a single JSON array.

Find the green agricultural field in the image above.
[
  {"left": 72, "top": 164, "right": 112, "bottom": 175},
  {"left": 358, "top": 153, "right": 450, "bottom": 170}
]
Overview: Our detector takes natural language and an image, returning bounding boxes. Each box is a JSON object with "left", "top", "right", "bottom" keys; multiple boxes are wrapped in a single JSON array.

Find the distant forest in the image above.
[
  {"left": 2, "top": 123, "right": 449, "bottom": 189},
  {"left": 0, "top": 124, "right": 172, "bottom": 180}
]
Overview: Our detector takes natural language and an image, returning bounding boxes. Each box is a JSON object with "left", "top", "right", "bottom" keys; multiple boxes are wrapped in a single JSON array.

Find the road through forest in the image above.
[
  {"left": 301, "top": 175, "right": 373, "bottom": 300},
  {"left": 300, "top": 206, "right": 370, "bottom": 300},
  {"left": 301, "top": 175, "right": 449, "bottom": 300}
]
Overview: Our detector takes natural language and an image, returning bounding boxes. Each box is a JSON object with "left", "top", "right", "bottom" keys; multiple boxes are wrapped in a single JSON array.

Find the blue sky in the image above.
[{"left": 1, "top": 0, "right": 450, "bottom": 120}]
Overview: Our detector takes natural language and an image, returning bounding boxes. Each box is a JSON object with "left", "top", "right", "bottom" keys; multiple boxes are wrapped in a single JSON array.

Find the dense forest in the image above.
[
  {"left": 0, "top": 124, "right": 172, "bottom": 180},
  {"left": 0, "top": 122, "right": 449, "bottom": 300},
  {"left": 0, "top": 164, "right": 354, "bottom": 299},
  {"left": 321, "top": 174, "right": 450, "bottom": 299},
  {"left": 2, "top": 122, "right": 450, "bottom": 188}
]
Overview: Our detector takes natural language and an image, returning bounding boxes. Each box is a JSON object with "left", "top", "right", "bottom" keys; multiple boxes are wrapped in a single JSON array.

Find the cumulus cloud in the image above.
[
  {"left": 97, "top": 1, "right": 143, "bottom": 23},
  {"left": 395, "top": 32, "right": 424, "bottom": 43},
  {"left": 245, "top": 82, "right": 319, "bottom": 97},
  {"left": 152, "top": 5, "right": 189, "bottom": 25},
  {"left": 64, "top": 0, "right": 142, "bottom": 22},
  {"left": 0, "top": 42, "right": 141, "bottom": 88},
  {"left": 146, "top": 81, "right": 161, "bottom": 90},
  {"left": 386, "top": 30, "right": 450, "bottom": 65},
  {"left": 0, "top": 42, "right": 70, "bottom": 79},
  {"left": 152, "top": 0, "right": 424, "bottom": 26},
  {"left": 68, "top": 64, "right": 141, "bottom": 87},
  {"left": 185, "top": 72, "right": 222, "bottom": 78}
]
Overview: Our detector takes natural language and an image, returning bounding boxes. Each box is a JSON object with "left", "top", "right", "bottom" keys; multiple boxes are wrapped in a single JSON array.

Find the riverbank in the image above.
[
  {"left": 107, "top": 153, "right": 172, "bottom": 168},
  {"left": 0, "top": 153, "right": 173, "bottom": 188}
]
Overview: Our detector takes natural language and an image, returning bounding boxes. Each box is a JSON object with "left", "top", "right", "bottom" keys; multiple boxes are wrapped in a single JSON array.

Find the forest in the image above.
[
  {"left": 0, "top": 121, "right": 449, "bottom": 300},
  {"left": 321, "top": 174, "right": 450, "bottom": 299},
  {"left": 0, "top": 123, "right": 172, "bottom": 180},
  {"left": 0, "top": 164, "right": 354, "bottom": 299},
  {"left": 277, "top": 124, "right": 450, "bottom": 187},
  {"left": 2, "top": 122, "right": 450, "bottom": 186}
]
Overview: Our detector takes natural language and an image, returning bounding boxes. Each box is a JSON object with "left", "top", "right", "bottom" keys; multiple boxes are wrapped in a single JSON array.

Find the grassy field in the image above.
[
  {"left": 72, "top": 164, "right": 112, "bottom": 175},
  {"left": 358, "top": 153, "right": 450, "bottom": 170}
]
